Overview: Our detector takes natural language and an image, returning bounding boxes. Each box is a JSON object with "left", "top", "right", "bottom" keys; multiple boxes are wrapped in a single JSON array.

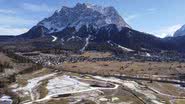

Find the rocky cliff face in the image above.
[{"left": 37, "top": 3, "right": 131, "bottom": 33}]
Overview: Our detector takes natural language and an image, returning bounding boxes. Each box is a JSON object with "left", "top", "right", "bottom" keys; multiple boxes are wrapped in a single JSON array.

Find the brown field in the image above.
[
  {"left": 38, "top": 99, "right": 68, "bottom": 104},
  {"left": 60, "top": 61, "right": 185, "bottom": 76},
  {"left": 71, "top": 51, "right": 113, "bottom": 58},
  {"left": 175, "top": 99, "right": 185, "bottom": 104},
  {"left": 0, "top": 52, "right": 12, "bottom": 63},
  {"left": 143, "top": 81, "right": 185, "bottom": 96}
]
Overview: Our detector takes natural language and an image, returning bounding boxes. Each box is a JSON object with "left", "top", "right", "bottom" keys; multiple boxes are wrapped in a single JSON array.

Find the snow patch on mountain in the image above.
[
  {"left": 117, "top": 44, "right": 134, "bottom": 52},
  {"left": 67, "top": 36, "right": 75, "bottom": 41},
  {"left": 80, "top": 35, "right": 91, "bottom": 52},
  {"left": 51, "top": 36, "right": 57, "bottom": 42},
  {"left": 146, "top": 53, "right": 151, "bottom": 57},
  {"left": 67, "top": 36, "right": 83, "bottom": 41},
  {"left": 107, "top": 40, "right": 134, "bottom": 52},
  {"left": 107, "top": 40, "right": 113, "bottom": 46}
]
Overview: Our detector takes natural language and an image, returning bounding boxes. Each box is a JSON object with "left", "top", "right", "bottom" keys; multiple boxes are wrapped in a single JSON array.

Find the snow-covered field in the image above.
[
  {"left": 93, "top": 76, "right": 164, "bottom": 104},
  {"left": 12, "top": 73, "right": 179, "bottom": 104},
  {"left": 47, "top": 75, "right": 92, "bottom": 96},
  {"left": 22, "top": 75, "right": 102, "bottom": 104},
  {"left": 12, "top": 73, "right": 122, "bottom": 104},
  {"left": 13, "top": 73, "right": 56, "bottom": 101},
  {"left": 0, "top": 95, "right": 13, "bottom": 104}
]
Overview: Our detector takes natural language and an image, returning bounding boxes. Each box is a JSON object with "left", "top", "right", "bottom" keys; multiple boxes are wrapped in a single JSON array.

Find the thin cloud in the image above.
[
  {"left": 0, "top": 14, "right": 37, "bottom": 26},
  {"left": 125, "top": 14, "right": 139, "bottom": 21},
  {"left": 125, "top": 8, "right": 157, "bottom": 22},
  {"left": 147, "top": 8, "right": 157, "bottom": 13},
  {"left": 0, "top": 26, "right": 29, "bottom": 35},
  {"left": 21, "top": 3, "right": 56, "bottom": 12},
  {"left": 151, "top": 24, "right": 182, "bottom": 38},
  {"left": 0, "top": 9, "right": 16, "bottom": 14},
  {"left": 0, "top": 13, "right": 37, "bottom": 35}
]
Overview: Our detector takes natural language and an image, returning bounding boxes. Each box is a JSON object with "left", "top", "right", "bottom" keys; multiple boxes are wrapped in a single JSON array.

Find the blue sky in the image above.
[{"left": 0, "top": 0, "right": 184, "bottom": 38}]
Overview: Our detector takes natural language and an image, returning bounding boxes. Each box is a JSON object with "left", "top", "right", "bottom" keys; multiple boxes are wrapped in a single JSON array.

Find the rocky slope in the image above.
[
  {"left": 174, "top": 25, "right": 185, "bottom": 37},
  {"left": 37, "top": 3, "right": 131, "bottom": 34}
]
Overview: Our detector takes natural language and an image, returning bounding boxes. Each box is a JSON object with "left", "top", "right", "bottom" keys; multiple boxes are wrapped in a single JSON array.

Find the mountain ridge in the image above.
[
  {"left": 174, "top": 24, "right": 185, "bottom": 37},
  {"left": 37, "top": 3, "right": 131, "bottom": 34},
  {"left": 1, "top": 3, "right": 185, "bottom": 53}
]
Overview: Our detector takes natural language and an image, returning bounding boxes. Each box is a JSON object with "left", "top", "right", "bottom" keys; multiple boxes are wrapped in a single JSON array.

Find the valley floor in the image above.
[
  {"left": 1, "top": 51, "right": 185, "bottom": 104},
  {"left": 8, "top": 68, "right": 185, "bottom": 104}
]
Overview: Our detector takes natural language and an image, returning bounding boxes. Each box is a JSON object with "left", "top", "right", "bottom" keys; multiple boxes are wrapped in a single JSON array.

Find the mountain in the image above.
[
  {"left": 174, "top": 25, "right": 185, "bottom": 37},
  {"left": 37, "top": 3, "right": 131, "bottom": 34},
  {"left": 0, "top": 3, "right": 183, "bottom": 53}
]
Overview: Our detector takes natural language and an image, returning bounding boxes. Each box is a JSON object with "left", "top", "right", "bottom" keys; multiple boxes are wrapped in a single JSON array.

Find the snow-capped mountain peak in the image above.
[
  {"left": 37, "top": 3, "right": 131, "bottom": 33},
  {"left": 174, "top": 24, "right": 185, "bottom": 37}
]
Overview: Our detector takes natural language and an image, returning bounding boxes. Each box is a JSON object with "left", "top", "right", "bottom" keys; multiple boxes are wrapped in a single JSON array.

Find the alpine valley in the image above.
[{"left": 2, "top": 3, "right": 185, "bottom": 104}]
